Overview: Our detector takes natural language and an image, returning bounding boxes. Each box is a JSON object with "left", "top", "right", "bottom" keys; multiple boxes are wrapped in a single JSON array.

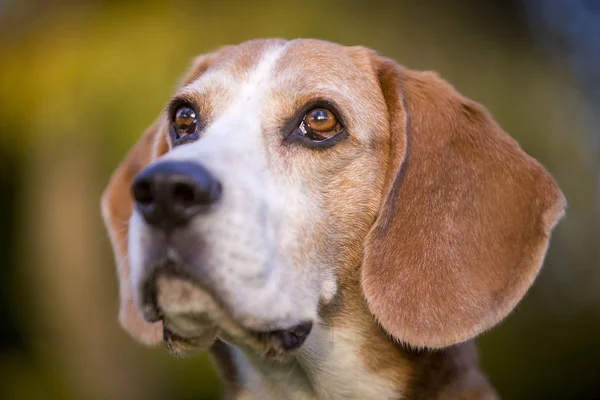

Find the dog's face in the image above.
[
  {"left": 102, "top": 39, "right": 565, "bottom": 359},
  {"left": 128, "top": 40, "right": 388, "bottom": 356}
]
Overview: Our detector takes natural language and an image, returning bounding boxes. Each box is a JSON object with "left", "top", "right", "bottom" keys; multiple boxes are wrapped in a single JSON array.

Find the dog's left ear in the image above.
[
  {"left": 101, "top": 118, "right": 168, "bottom": 345},
  {"left": 361, "top": 55, "right": 566, "bottom": 349}
]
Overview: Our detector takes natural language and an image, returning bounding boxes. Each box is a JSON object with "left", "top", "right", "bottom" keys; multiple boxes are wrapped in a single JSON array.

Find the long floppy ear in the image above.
[
  {"left": 362, "top": 56, "right": 566, "bottom": 349},
  {"left": 101, "top": 49, "right": 227, "bottom": 344}
]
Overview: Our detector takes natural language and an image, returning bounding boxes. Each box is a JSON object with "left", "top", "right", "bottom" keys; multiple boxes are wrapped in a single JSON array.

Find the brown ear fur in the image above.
[
  {"left": 362, "top": 56, "right": 566, "bottom": 349},
  {"left": 100, "top": 49, "right": 226, "bottom": 344}
]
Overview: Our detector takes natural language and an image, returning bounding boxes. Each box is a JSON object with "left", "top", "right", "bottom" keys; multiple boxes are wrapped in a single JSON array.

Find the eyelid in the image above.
[{"left": 288, "top": 128, "right": 348, "bottom": 149}]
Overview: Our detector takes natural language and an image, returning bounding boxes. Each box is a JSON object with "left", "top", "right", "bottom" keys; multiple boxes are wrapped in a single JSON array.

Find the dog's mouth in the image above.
[
  {"left": 162, "top": 320, "right": 313, "bottom": 359},
  {"left": 141, "top": 261, "right": 313, "bottom": 359}
]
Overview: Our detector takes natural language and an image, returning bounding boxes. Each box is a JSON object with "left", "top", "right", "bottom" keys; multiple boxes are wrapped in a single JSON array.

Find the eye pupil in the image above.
[
  {"left": 312, "top": 109, "right": 328, "bottom": 121},
  {"left": 174, "top": 106, "right": 198, "bottom": 138}
]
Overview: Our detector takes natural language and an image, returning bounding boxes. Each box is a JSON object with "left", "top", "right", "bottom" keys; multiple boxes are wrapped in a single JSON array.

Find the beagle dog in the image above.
[{"left": 101, "top": 39, "right": 565, "bottom": 399}]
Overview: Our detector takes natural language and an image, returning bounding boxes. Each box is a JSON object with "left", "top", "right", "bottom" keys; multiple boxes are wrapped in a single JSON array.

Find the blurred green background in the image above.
[{"left": 0, "top": 0, "right": 598, "bottom": 399}]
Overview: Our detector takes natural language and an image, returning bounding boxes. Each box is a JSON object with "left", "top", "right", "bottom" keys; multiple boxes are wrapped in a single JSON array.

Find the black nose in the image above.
[{"left": 131, "top": 161, "right": 221, "bottom": 229}]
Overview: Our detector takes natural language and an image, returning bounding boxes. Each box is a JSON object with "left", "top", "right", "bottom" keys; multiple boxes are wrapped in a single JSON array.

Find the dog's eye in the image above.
[
  {"left": 298, "top": 108, "right": 341, "bottom": 141},
  {"left": 172, "top": 106, "right": 198, "bottom": 139}
]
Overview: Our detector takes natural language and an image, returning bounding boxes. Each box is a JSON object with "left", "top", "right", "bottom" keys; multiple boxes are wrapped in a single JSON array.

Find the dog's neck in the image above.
[
  {"left": 211, "top": 283, "right": 497, "bottom": 400},
  {"left": 223, "top": 324, "right": 402, "bottom": 399}
]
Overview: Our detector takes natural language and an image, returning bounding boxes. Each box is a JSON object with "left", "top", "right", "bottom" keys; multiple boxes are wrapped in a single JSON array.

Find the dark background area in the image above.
[{"left": 0, "top": 0, "right": 598, "bottom": 399}]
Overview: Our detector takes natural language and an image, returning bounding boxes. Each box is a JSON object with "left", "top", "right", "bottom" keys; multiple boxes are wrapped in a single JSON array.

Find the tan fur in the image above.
[
  {"left": 101, "top": 39, "right": 565, "bottom": 399},
  {"left": 362, "top": 57, "right": 566, "bottom": 349}
]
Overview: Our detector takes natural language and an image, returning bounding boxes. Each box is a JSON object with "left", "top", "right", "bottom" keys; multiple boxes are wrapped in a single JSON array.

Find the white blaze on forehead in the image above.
[
  {"left": 239, "top": 43, "right": 288, "bottom": 100},
  {"left": 164, "top": 42, "right": 289, "bottom": 162},
  {"left": 211, "top": 43, "right": 287, "bottom": 143}
]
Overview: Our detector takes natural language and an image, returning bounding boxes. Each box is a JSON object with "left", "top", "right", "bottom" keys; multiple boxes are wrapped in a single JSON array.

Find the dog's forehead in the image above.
[
  {"left": 210, "top": 39, "right": 286, "bottom": 79},
  {"left": 186, "top": 39, "right": 379, "bottom": 99},
  {"left": 277, "top": 39, "right": 375, "bottom": 82},
  {"left": 207, "top": 39, "right": 368, "bottom": 78},
  {"left": 179, "top": 39, "right": 387, "bottom": 145}
]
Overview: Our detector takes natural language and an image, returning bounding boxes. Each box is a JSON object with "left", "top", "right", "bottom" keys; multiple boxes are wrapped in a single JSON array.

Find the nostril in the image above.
[
  {"left": 172, "top": 182, "right": 196, "bottom": 207},
  {"left": 133, "top": 180, "right": 154, "bottom": 205},
  {"left": 172, "top": 179, "right": 222, "bottom": 208}
]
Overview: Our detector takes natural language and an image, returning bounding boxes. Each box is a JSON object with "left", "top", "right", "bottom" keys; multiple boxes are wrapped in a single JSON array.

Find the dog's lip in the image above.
[
  {"left": 161, "top": 311, "right": 314, "bottom": 355},
  {"left": 252, "top": 320, "right": 313, "bottom": 351},
  {"left": 162, "top": 311, "right": 313, "bottom": 348},
  {"left": 141, "top": 303, "right": 162, "bottom": 322},
  {"left": 163, "top": 324, "right": 196, "bottom": 344},
  {"left": 152, "top": 290, "right": 315, "bottom": 353},
  {"left": 140, "top": 257, "right": 207, "bottom": 322}
]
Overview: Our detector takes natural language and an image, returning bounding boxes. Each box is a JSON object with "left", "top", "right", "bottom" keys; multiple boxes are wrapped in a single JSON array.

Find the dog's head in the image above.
[{"left": 101, "top": 39, "right": 565, "bottom": 358}]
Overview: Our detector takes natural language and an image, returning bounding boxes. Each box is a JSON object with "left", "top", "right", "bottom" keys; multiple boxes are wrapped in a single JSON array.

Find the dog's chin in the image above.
[
  {"left": 162, "top": 324, "right": 218, "bottom": 357},
  {"left": 153, "top": 274, "right": 313, "bottom": 360}
]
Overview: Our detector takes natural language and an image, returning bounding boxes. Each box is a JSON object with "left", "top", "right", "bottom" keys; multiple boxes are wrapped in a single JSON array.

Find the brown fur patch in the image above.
[{"left": 361, "top": 55, "right": 566, "bottom": 349}]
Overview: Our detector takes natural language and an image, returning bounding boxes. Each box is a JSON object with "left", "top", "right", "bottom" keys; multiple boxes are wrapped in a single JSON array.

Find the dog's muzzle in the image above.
[{"left": 130, "top": 161, "right": 313, "bottom": 356}]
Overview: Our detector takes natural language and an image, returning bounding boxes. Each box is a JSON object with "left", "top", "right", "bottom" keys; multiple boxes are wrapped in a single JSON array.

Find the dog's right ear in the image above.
[{"left": 100, "top": 48, "right": 229, "bottom": 344}]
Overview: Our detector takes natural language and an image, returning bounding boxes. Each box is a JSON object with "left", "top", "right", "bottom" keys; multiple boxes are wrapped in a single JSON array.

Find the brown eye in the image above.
[
  {"left": 300, "top": 108, "right": 341, "bottom": 141},
  {"left": 173, "top": 106, "right": 198, "bottom": 138}
]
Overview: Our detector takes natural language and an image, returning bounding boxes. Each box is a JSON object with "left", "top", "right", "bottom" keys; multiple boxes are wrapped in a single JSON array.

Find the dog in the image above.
[{"left": 101, "top": 39, "right": 565, "bottom": 399}]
